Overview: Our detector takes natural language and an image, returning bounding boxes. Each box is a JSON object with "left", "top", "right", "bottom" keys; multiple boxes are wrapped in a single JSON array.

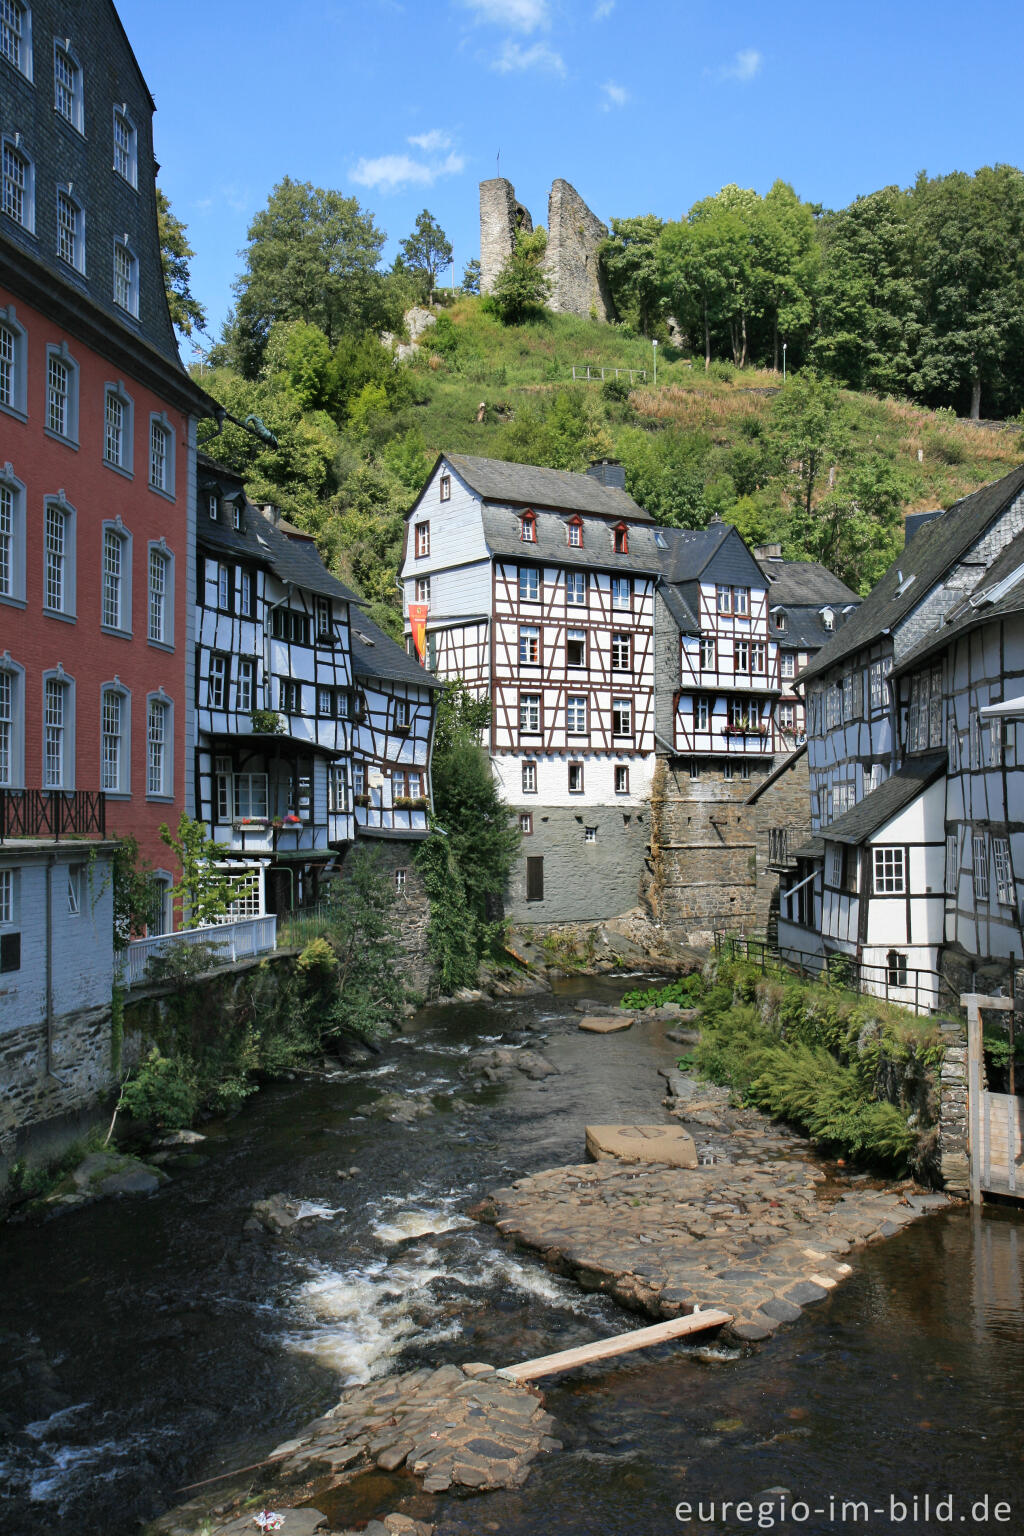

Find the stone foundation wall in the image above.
[
  {"left": 353, "top": 840, "right": 433, "bottom": 994},
  {"left": 0, "top": 1004, "right": 118, "bottom": 1181},
  {"left": 748, "top": 752, "right": 812, "bottom": 938},
  {"left": 937, "top": 1018, "right": 969, "bottom": 1196},
  {"left": 505, "top": 804, "right": 649, "bottom": 923}
]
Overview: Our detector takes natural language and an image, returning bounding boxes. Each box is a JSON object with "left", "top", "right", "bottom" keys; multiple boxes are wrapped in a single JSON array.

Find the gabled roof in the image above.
[
  {"left": 800, "top": 464, "right": 1024, "bottom": 685},
  {"left": 759, "top": 559, "right": 861, "bottom": 606},
  {"left": 257, "top": 515, "right": 363, "bottom": 604},
  {"left": 351, "top": 611, "right": 442, "bottom": 690},
  {"left": 656, "top": 521, "right": 735, "bottom": 582},
  {"left": 891, "top": 523, "right": 1024, "bottom": 676},
  {"left": 820, "top": 754, "right": 946, "bottom": 846},
  {"left": 443, "top": 453, "right": 653, "bottom": 521},
  {"left": 480, "top": 505, "right": 665, "bottom": 575}
]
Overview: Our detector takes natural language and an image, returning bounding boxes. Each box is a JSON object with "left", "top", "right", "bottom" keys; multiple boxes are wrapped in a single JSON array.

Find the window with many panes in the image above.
[
  {"left": 0, "top": 483, "right": 12, "bottom": 598},
  {"left": 519, "top": 625, "right": 539, "bottom": 666},
  {"left": 54, "top": 45, "right": 81, "bottom": 130},
  {"left": 519, "top": 812, "right": 532, "bottom": 834},
  {"left": 101, "top": 688, "right": 125, "bottom": 792},
  {"left": 519, "top": 566, "right": 540, "bottom": 602},
  {"left": 415, "top": 522, "right": 429, "bottom": 557},
  {"left": 520, "top": 511, "right": 536, "bottom": 542},
  {"left": 946, "top": 832, "right": 958, "bottom": 895},
  {"left": 0, "top": 1, "right": 27, "bottom": 73},
  {"left": 56, "top": 189, "right": 83, "bottom": 270},
  {"left": 779, "top": 701, "right": 796, "bottom": 731},
  {"left": 0, "top": 667, "right": 14, "bottom": 785},
  {"left": 568, "top": 762, "right": 583, "bottom": 793},
  {"left": 102, "top": 527, "right": 127, "bottom": 630},
  {"left": 149, "top": 420, "right": 170, "bottom": 490},
  {"left": 43, "top": 676, "right": 67, "bottom": 787},
  {"left": 780, "top": 653, "right": 795, "bottom": 678},
  {"left": 699, "top": 636, "right": 716, "bottom": 670},
  {"left": 614, "top": 764, "right": 629, "bottom": 794},
  {"left": 208, "top": 654, "right": 228, "bottom": 709},
  {"left": 148, "top": 547, "right": 169, "bottom": 643},
  {"left": 611, "top": 577, "right": 631, "bottom": 610},
  {"left": 44, "top": 500, "right": 70, "bottom": 612},
  {"left": 973, "top": 834, "right": 990, "bottom": 900},
  {"left": 886, "top": 950, "right": 908, "bottom": 988},
  {"left": 327, "top": 763, "right": 347, "bottom": 814},
  {"left": 47, "top": 353, "right": 69, "bottom": 436},
  {"left": 566, "top": 570, "right": 586, "bottom": 606},
  {"left": 2, "top": 141, "right": 28, "bottom": 227},
  {"left": 237, "top": 659, "right": 254, "bottom": 714},
  {"left": 566, "top": 695, "right": 587, "bottom": 734},
  {"left": 414, "top": 576, "right": 430, "bottom": 604},
  {"left": 147, "top": 697, "right": 169, "bottom": 796},
  {"left": 0, "top": 323, "right": 14, "bottom": 407},
  {"left": 0, "top": 866, "right": 11, "bottom": 924},
  {"left": 113, "top": 108, "right": 136, "bottom": 186},
  {"left": 873, "top": 846, "right": 905, "bottom": 895},
  {"left": 239, "top": 569, "right": 253, "bottom": 618},
  {"left": 611, "top": 632, "right": 631, "bottom": 670},
  {"left": 735, "top": 639, "right": 750, "bottom": 671},
  {"left": 519, "top": 693, "right": 540, "bottom": 733},
  {"left": 993, "top": 836, "right": 1014, "bottom": 905},
  {"left": 612, "top": 697, "right": 632, "bottom": 736},
  {"left": 567, "top": 517, "right": 582, "bottom": 547},
  {"left": 439, "top": 474, "right": 451, "bottom": 501},
  {"left": 566, "top": 628, "right": 586, "bottom": 667},
  {"left": 522, "top": 760, "right": 537, "bottom": 794},
  {"left": 234, "top": 772, "right": 268, "bottom": 819},
  {"left": 104, "top": 387, "right": 130, "bottom": 469}
]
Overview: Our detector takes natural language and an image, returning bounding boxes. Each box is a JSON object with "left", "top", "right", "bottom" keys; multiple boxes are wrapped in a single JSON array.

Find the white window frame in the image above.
[
  {"left": 0, "top": 466, "right": 26, "bottom": 605},
  {"left": 568, "top": 761, "right": 583, "bottom": 793},
  {"left": 873, "top": 845, "right": 905, "bottom": 896},
  {"left": 566, "top": 627, "right": 587, "bottom": 667},
  {"left": 522, "top": 760, "right": 537, "bottom": 794},
  {"left": 973, "top": 834, "right": 990, "bottom": 901},
  {"left": 234, "top": 772, "right": 268, "bottom": 820},
  {"left": 103, "top": 382, "right": 134, "bottom": 474},
  {"left": 614, "top": 763, "right": 629, "bottom": 794},
  {"left": 946, "top": 832, "right": 959, "bottom": 896},
  {"left": 519, "top": 693, "right": 540, "bottom": 734},
  {"left": 0, "top": 655, "right": 25, "bottom": 787},
  {"left": 44, "top": 341, "right": 79, "bottom": 444},
  {"left": 112, "top": 105, "right": 137, "bottom": 187},
  {"left": 778, "top": 701, "right": 796, "bottom": 731},
  {"left": 327, "top": 762, "right": 347, "bottom": 814},
  {"left": 566, "top": 570, "right": 586, "bottom": 607},
  {"left": 519, "top": 625, "right": 539, "bottom": 666},
  {"left": 239, "top": 660, "right": 256, "bottom": 714},
  {"left": 611, "top": 631, "right": 631, "bottom": 671},
  {"left": 66, "top": 863, "right": 83, "bottom": 916},
  {"left": 415, "top": 521, "right": 430, "bottom": 557},
  {"left": 56, "top": 186, "right": 84, "bottom": 272},
  {"left": 699, "top": 636, "right": 716, "bottom": 670},
  {"left": 208, "top": 653, "right": 228, "bottom": 710},
  {"left": 1, "top": 136, "right": 33, "bottom": 231},
  {"left": 148, "top": 413, "right": 174, "bottom": 496},
  {"left": 43, "top": 494, "right": 76, "bottom": 617},
  {"left": 100, "top": 682, "right": 130, "bottom": 795},
  {"left": 519, "top": 566, "right": 540, "bottom": 603},
  {"left": 566, "top": 694, "right": 587, "bottom": 734},
  {"left": 584, "top": 825, "right": 598, "bottom": 843},
  {"left": 0, "top": 866, "right": 14, "bottom": 925},
  {"left": 780, "top": 653, "right": 795, "bottom": 679},
  {"left": 993, "top": 836, "right": 1014, "bottom": 906},
  {"left": 0, "top": 306, "right": 27, "bottom": 418},
  {"left": 0, "top": 1, "right": 31, "bottom": 79},
  {"left": 42, "top": 669, "right": 74, "bottom": 789},
  {"left": 611, "top": 576, "right": 631, "bottom": 611},
  {"left": 439, "top": 473, "right": 451, "bottom": 502},
  {"left": 414, "top": 575, "right": 430, "bottom": 604},
  {"left": 53, "top": 40, "right": 84, "bottom": 133},
  {"left": 146, "top": 692, "right": 172, "bottom": 799},
  {"left": 612, "top": 696, "right": 632, "bottom": 737},
  {"left": 147, "top": 541, "right": 173, "bottom": 647},
  {"left": 100, "top": 519, "right": 132, "bottom": 634}
]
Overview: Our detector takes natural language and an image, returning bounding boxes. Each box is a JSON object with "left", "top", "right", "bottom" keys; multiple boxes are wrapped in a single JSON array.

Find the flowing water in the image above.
[{"left": 2, "top": 979, "right": 1023, "bottom": 1536}]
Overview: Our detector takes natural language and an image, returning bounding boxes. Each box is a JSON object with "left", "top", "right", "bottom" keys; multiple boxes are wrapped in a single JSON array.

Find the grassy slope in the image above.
[{"left": 400, "top": 299, "right": 1021, "bottom": 515}]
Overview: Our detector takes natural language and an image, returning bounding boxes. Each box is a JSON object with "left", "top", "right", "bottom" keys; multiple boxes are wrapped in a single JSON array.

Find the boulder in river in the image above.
[{"left": 67, "top": 1150, "right": 168, "bottom": 1200}]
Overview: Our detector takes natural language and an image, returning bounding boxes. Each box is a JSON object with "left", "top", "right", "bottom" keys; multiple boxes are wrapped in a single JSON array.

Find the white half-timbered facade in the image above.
[
  {"left": 780, "top": 464, "right": 1024, "bottom": 1005},
  {"left": 350, "top": 609, "right": 440, "bottom": 841},
  {"left": 194, "top": 457, "right": 360, "bottom": 914}
]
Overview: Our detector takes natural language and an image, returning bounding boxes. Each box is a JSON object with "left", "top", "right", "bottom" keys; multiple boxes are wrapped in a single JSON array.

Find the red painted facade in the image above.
[{"left": 0, "top": 285, "right": 190, "bottom": 874}]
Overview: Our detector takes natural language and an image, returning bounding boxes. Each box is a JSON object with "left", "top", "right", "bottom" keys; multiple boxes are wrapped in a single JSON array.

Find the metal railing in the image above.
[
  {"left": 713, "top": 931, "right": 959, "bottom": 1017},
  {"left": 0, "top": 788, "right": 105, "bottom": 843},
  {"left": 276, "top": 901, "right": 333, "bottom": 950},
  {"left": 767, "top": 828, "right": 807, "bottom": 869},
  {"left": 570, "top": 365, "right": 647, "bottom": 383},
  {"left": 120, "top": 914, "right": 278, "bottom": 989}
]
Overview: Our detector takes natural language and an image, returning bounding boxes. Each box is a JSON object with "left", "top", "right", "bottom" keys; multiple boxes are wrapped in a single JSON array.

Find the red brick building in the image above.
[{"left": 1, "top": 0, "right": 209, "bottom": 906}]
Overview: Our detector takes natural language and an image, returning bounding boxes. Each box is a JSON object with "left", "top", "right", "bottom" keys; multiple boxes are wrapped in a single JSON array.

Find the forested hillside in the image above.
[{"left": 184, "top": 167, "right": 1024, "bottom": 640}]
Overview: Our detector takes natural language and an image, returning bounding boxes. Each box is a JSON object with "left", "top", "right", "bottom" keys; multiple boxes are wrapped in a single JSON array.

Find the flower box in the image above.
[
  {"left": 394, "top": 796, "right": 429, "bottom": 810},
  {"left": 354, "top": 794, "right": 370, "bottom": 807},
  {"left": 233, "top": 818, "right": 270, "bottom": 830}
]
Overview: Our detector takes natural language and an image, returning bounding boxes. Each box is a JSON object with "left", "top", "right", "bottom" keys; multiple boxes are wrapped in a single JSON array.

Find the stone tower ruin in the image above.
[{"left": 478, "top": 176, "right": 614, "bottom": 323}]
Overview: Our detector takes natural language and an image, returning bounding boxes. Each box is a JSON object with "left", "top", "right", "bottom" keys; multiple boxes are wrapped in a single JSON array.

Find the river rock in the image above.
[
  {"left": 154, "top": 1129, "right": 206, "bottom": 1148},
  {"left": 70, "top": 1151, "right": 168, "bottom": 1198},
  {"left": 579, "top": 1015, "right": 633, "bottom": 1034},
  {"left": 247, "top": 1195, "right": 326, "bottom": 1235}
]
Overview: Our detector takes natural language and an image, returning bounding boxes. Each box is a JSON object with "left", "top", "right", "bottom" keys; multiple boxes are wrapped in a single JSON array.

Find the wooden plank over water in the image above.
[{"left": 504, "top": 1309, "right": 732, "bottom": 1382}]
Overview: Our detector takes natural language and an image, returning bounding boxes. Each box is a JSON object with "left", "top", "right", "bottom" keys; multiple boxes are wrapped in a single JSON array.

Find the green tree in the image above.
[
  {"left": 110, "top": 835, "right": 162, "bottom": 949},
  {"left": 813, "top": 186, "right": 918, "bottom": 393},
  {"left": 433, "top": 678, "right": 492, "bottom": 754},
  {"left": 659, "top": 215, "right": 731, "bottom": 370},
  {"left": 767, "top": 369, "right": 852, "bottom": 520},
  {"left": 159, "top": 815, "right": 249, "bottom": 927},
  {"left": 225, "top": 177, "right": 387, "bottom": 375},
  {"left": 751, "top": 181, "right": 819, "bottom": 371},
  {"left": 400, "top": 208, "right": 453, "bottom": 294},
  {"left": 157, "top": 189, "right": 207, "bottom": 338},
  {"left": 787, "top": 456, "right": 910, "bottom": 591},
  {"left": 326, "top": 847, "right": 405, "bottom": 1038},
  {"left": 600, "top": 215, "right": 664, "bottom": 334},
  {"left": 462, "top": 258, "right": 481, "bottom": 295},
  {"left": 488, "top": 227, "right": 550, "bottom": 324},
  {"left": 496, "top": 388, "right": 613, "bottom": 471}
]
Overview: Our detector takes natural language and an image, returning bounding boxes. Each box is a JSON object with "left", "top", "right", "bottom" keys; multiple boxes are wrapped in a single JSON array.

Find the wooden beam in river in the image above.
[{"left": 503, "top": 1309, "right": 732, "bottom": 1382}]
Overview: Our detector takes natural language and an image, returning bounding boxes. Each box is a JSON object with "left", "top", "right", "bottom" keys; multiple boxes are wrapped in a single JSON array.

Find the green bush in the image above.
[
  {"left": 620, "top": 974, "right": 702, "bottom": 1009},
  {"left": 119, "top": 1049, "right": 199, "bottom": 1129}
]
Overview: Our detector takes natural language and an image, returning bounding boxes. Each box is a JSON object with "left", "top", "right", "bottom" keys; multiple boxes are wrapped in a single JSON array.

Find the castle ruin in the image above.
[{"left": 478, "top": 177, "right": 615, "bottom": 323}]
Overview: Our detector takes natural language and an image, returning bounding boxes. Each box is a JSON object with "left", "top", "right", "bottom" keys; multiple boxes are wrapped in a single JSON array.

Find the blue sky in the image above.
[{"left": 116, "top": 0, "right": 1024, "bottom": 355}]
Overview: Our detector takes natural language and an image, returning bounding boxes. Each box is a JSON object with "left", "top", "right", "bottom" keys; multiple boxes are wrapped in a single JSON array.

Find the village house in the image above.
[{"left": 780, "top": 464, "right": 1024, "bottom": 1008}]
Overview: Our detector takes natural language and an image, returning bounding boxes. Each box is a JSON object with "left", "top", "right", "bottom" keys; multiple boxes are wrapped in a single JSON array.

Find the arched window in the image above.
[
  {"left": 520, "top": 510, "right": 536, "bottom": 543},
  {"left": 100, "top": 680, "right": 131, "bottom": 795},
  {"left": 613, "top": 522, "right": 629, "bottom": 555},
  {"left": 103, "top": 381, "right": 134, "bottom": 473},
  {"left": 0, "top": 652, "right": 25, "bottom": 788},
  {"left": 112, "top": 106, "right": 137, "bottom": 187},
  {"left": 567, "top": 516, "right": 583, "bottom": 548},
  {"left": 56, "top": 186, "right": 84, "bottom": 271},
  {"left": 101, "top": 518, "right": 132, "bottom": 633},
  {"left": 113, "top": 237, "right": 139, "bottom": 316},
  {"left": 1, "top": 138, "right": 33, "bottom": 231},
  {"left": 53, "top": 41, "right": 84, "bottom": 133},
  {"left": 146, "top": 692, "right": 173, "bottom": 799},
  {"left": 0, "top": 306, "right": 27, "bottom": 417},
  {"left": 42, "top": 668, "right": 75, "bottom": 789},
  {"left": 0, "top": 463, "right": 26, "bottom": 603}
]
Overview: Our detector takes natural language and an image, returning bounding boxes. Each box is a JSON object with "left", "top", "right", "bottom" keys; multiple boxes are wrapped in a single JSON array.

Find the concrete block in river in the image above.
[{"left": 585, "top": 1123, "right": 698, "bottom": 1168}]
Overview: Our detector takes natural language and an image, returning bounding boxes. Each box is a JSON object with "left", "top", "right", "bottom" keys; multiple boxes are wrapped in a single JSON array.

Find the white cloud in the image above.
[
  {"left": 593, "top": 0, "right": 614, "bottom": 16},
  {"left": 718, "top": 48, "right": 763, "bottom": 82},
  {"left": 463, "top": 0, "right": 549, "bottom": 31},
  {"left": 350, "top": 150, "right": 466, "bottom": 192},
  {"left": 493, "top": 39, "right": 565, "bottom": 75},
  {"left": 407, "top": 129, "right": 453, "bottom": 152},
  {"left": 600, "top": 80, "right": 629, "bottom": 109}
]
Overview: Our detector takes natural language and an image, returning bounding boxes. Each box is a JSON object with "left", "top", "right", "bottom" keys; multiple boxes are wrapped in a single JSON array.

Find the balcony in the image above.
[
  {"left": 0, "top": 789, "right": 106, "bottom": 844},
  {"left": 767, "top": 827, "right": 804, "bottom": 870},
  {"left": 119, "top": 915, "right": 278, "bottom": 989}
]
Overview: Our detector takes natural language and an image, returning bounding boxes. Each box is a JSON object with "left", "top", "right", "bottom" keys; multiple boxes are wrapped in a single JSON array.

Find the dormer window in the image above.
[
  {"left": 520, "top": 510, "right": 536, "bottom": 543},
  {"left": 232, "top": 501, "right": 243, "bottom": 531},
  {"left": 613, "top": 522, "right": 628, "bottom": 555},
  {"left": 822, "top": 607, "right": 835, "bottom": 631},
  {"left": 775, "top": 610, "right": 787, "bottom": 632},
  {"left": 208, "top": 492, "right": 218, "bottom": 521},
  {"left": 567, "top": 516, "right": 583, "bottom": 548}
]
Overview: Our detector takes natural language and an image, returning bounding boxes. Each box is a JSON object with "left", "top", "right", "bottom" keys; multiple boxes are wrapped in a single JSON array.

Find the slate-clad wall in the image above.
[{"left": 506, "top": 804, "right": 649, "bottom": 922}]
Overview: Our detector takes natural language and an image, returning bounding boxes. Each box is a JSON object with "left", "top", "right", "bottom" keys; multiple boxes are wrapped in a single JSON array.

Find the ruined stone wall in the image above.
[
  {"left": 543, "top": 178, "right": 614, "bottom": 322},
  {"left": 354, "top": 840, "right": 433, "bottom": 994},
  {"left": 479, "top": 178, "right": 533, "bottom": 295}
]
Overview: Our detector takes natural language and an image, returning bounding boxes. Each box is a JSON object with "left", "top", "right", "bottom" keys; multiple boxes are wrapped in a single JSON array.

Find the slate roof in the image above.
[
  {"left": 891, "top": 524, "right": 1024, "bottom": 676},
  {"left": 759, "top": 559, "right": 860, "bottom": 606},
  {"left": 350, "top": 610, "right": 442, "bottom": 690},
  {"left": 658, "top": 584, "right": 699, "bottom": 633},
  {"left": 480, "top": 505, "right": 666, "bottom": 575},
  {"left": 819, "top": 754, "right": 946, "bottom": 846},
  {"left": 446, "top": 453, "right": 652, "bottom": 521},
  {"left": 257, "top": 515, "right": 363, "bottom": 605},
  {"left": 800, "top": 464, "right": 1024, "bottom": 685}
]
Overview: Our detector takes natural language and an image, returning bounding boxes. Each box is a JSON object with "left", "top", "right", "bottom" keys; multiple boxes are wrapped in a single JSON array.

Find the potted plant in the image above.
[{"left": 250, "top": 708, "right": 285, "bottom": 735}]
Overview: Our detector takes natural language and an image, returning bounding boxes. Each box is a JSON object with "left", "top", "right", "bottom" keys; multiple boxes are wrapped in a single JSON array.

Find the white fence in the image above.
[
  {"left": 120, "top": 915, "right": 278, "bottom": 989},
  {"left": 570, "top": 365, "right": 647, "bottom": 383}
]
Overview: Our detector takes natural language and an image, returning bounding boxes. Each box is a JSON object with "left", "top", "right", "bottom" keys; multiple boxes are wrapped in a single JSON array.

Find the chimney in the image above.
[
  {"left": 753, "top": 543, "right": 783, "bottom": 561},
  {"left": 586, "top": 458, "right": 626, "bottom": 491},
  {"left": 904, "top": 510, "right": 943, "bottom": 547}
]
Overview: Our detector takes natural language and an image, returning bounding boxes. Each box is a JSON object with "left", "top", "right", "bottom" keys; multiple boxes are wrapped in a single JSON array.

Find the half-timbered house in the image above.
[
  {"left": 780, "top": 464, "right": 1024, "bottom": 1005},
  {"left": 194, "top": 457, "right": 359, "bottom": 916},
  {"left": 755, "top": 549, "right": 860, "bottom": 746},
  {"left": 350, "top": 607, "right": 439, "bottom": 842},
  {"left": 401, "top": 454, "right": 661, "bottom": 921}
]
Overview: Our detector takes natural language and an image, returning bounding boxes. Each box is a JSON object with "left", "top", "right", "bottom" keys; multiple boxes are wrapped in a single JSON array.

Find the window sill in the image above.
[
  {"left": 43, "top": 607, "right": 77, "bottom": 624},
  {"left": 103, "top": 459, "right": 134, "bottom": 481},
  {"left": 104, "top": 791, "right": 131, "bottom": 802},
  {"left": 146, "top": 794, "right": 175, "bottom": 804},
  {"left": 0, "top": 400, "right": 27, "bottom": 424},
  {"left": 100, "top": 625, "right": 132, "bottom": 640},
  {"left": 148, "top": 483, "right": 176, "bottom": 503},
  {"left": 43, "top": 426, "right": 79, "bottom": 450},
  {"left": 0, "top": 594, "right": 26, "bottom": 610},
  {"left": 147, "top": 638, "right": 175, "bottom": 653}
]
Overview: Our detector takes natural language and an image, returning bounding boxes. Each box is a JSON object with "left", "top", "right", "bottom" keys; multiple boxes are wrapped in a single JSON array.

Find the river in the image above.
[{"left": 2, "top": 977, "right": 1023, "bottom": 1536}]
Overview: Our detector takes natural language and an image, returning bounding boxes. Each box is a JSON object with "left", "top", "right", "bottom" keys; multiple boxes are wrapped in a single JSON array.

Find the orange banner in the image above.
[{"left": 409, "top": 603, "right": 429, "bottom": 663}]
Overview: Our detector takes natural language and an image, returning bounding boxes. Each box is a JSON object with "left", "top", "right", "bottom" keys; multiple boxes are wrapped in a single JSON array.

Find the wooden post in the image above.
[{"left": 502, "top": 1310, "right": 732, "bottom": 1382}]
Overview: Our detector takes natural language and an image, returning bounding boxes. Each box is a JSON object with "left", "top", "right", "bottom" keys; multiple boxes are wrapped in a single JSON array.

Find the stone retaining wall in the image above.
[{"left": 937, "top": 1018, "right": 969, "bottom": 1196}]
